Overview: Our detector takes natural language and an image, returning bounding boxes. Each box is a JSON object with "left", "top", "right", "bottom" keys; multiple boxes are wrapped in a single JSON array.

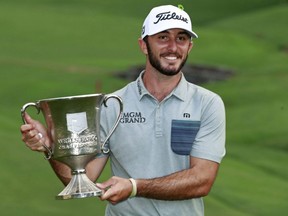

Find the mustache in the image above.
[{"left": 161, "top": 52, "right": 182, "bottom": 58}]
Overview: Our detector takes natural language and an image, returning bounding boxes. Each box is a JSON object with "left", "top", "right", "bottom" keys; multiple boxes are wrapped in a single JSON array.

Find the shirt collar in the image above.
[
  {"left": 172, "top": 74, "right": 188, "bottom": 101},
  {"left": 135, "top": 71, "right": 189, "bottom": 102},
  {"left": 136, "top": 71, "right": 149, "bottom": 100}
]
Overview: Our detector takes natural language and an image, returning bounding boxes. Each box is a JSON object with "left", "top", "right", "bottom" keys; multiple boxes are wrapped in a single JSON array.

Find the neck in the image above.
[{"left": 142, "top": 68, "right": 182, "bottom": 102}]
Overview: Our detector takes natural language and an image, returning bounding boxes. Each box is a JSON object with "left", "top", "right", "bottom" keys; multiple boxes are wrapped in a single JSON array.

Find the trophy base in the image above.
[
  {"left": 56, "top": 190, "right": 103, "bottom": 200},
  {"left": 56, "top": 172, "right": 103, "bottom": 200}
]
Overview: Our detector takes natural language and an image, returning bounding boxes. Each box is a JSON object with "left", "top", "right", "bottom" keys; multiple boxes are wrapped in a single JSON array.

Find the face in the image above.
[{"left": 142, "top": 29, "right": 193, "bottom": 76}]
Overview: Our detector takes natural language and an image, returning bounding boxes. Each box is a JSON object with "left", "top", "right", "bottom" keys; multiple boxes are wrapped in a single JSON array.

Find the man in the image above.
[{"left": 21, "top": 5, "right": 226, "bottom": 216}]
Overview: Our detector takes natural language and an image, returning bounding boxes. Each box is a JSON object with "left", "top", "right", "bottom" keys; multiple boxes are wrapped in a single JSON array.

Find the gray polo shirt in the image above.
[{"left": 101, "top": 72, "right": 226, "bottom": 216}]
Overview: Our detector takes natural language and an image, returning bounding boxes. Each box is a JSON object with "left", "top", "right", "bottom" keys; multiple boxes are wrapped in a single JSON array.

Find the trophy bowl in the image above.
[{"left": 21, "top": 93, "right": 123, "bottom": 200}]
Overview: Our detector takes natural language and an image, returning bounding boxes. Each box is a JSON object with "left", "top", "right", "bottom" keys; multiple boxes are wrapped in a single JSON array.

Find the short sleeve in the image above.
[{"left": 190, "top": 95, "right": 226, "bottom": 163}]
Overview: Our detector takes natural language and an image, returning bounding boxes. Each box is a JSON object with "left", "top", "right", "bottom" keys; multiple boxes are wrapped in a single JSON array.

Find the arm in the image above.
[
  {"left": 136, "top": 157, "right": 219, "bottom": 200},
  {"left": 97, "top": 156, "right": 219, "bottom": 204},
  {"left": 20, "top": 112, "right": 108, "bottom": 185}
]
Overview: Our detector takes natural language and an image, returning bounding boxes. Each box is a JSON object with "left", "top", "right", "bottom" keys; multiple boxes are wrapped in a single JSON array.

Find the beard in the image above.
[{"left": 146, "top": 41, "right": 188, "bottom": 76}]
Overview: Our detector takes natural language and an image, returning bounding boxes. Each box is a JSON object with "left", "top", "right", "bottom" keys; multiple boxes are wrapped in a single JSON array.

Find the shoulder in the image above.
[
  {"left": 111, "top": 81, "right": 136, "bottom": 97},
  {"left": 105, "top": 81, "right": 138, "bottom": 109},
  {"left": 186, "top": 81, "right": 224, "bottom": 106}
]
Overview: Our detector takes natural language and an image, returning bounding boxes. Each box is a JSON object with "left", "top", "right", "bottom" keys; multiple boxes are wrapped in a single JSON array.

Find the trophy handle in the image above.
[
  {"left": 20, "top": 102, "right": 53, "bottom": 160},
  {"left": 101, "top": 95, "right": 123, "bottom": 154}
]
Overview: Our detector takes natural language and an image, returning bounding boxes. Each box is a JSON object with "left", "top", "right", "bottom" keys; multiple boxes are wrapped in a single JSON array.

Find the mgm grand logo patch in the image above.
[{"left": 120, "top": 112, "right": 146, "bottom": 123}]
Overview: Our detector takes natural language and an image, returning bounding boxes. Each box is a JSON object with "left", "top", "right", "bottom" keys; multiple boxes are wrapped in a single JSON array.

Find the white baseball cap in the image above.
[{"left": 141, "top": 5, "right": 198, "bottom": 39}]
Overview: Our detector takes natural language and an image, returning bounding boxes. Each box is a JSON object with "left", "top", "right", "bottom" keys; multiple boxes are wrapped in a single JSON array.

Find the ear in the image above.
[
  {"left": 188, "top": 41, "right": 193, "bottom": 53},
  {"left": 138, "top": 38, "right": 148, "bottom": 55}
]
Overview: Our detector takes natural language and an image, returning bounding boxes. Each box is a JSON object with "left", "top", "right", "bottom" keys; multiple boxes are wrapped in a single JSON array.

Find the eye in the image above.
[
  {"left": 158, "top": 35, "right": 168, "bottom": 41},
  {"left": 177, "top": 35, "right": 189, "bottom": 42}
]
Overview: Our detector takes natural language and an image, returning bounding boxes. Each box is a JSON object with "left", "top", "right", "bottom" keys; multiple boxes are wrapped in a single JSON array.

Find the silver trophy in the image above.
[{"left": 21, "top": 94, "right": 123, "bottom": 200}]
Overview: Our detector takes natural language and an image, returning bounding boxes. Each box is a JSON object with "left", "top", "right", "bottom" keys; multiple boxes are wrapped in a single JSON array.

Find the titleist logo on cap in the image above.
[{"left": 154, "top": 11, "right": 188, "bottom": 24}]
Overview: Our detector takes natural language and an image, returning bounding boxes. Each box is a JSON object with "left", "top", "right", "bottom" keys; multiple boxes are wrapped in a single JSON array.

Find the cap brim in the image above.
[
  {"left": 142, "top": 29, "right": 198, "bottom": 39},
  {"left": 187, "top": 30, "right": 198, "bottom": 38}
]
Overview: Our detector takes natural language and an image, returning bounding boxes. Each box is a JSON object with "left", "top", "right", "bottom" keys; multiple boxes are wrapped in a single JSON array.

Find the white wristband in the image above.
[{"left": 129, "top": 178, "right": 137, "bottom": 197}]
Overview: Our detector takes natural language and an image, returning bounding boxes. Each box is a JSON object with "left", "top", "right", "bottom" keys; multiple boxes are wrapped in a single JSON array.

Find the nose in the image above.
[{"left": 167, "top": 39, "right": 177, "bottom": 53}]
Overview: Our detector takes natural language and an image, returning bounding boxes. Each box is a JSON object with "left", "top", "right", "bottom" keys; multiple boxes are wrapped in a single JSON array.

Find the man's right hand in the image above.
[{"left": 20, "top": 112, "right": 51, "bottom": 153}]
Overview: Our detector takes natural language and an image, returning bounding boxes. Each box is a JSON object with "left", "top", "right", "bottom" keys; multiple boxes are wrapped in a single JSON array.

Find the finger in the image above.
[
  {"left": 36, "top": 145, "right": 46, "bottom": 152},
  {"left": 100, "top": 186, "right": 117, "bottom": 201},
  {"left": 96, "top": 179, "right": 115, "bottom": 190},
  {"left": 23, "top": 112, "right": 33, "bottom": 124},
  {"left": 23, "top": 112, "right": 40, "bottom": 130},
  {"left": 24, "top": 129, "right": 38, "bottom": 141},
  {"left": 25, "top": 139, "right": 46, "bottom": 152},
  {"left": 23, "top": 130, "right": 43, "bottom": 149},
  {"left": 20, "top": 124, "right": 34, "bottom": 134},
  {"left": 22, "top": 114, "right": 48, "bottom": 138},
  {"left": 95, "top": 183, "right": 106, "bottom": 190},
  {"left": 26, "top": 132, "right": 43, "bottom": 145}
]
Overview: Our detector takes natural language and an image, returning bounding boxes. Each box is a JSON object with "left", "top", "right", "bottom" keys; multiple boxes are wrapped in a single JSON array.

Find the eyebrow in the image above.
[
  {"left": 178, "top": 31, "right": 191, "bottom": 38},
  {"left": 159, "top": 30, "right": 191, "bottom": 37}
]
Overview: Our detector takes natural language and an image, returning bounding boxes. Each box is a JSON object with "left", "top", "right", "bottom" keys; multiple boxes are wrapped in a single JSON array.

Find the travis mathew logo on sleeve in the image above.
[
  {"left": 154, "top": 11, "right": 188, "bottom": 24},
  {"left": 120, "top": 112, "right": 146, "bottom": 123}
]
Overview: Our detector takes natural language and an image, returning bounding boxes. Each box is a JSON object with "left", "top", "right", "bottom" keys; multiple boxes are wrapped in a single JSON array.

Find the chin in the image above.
[{"left": 159, "top": 68, "right": 181, "bottom": 76}]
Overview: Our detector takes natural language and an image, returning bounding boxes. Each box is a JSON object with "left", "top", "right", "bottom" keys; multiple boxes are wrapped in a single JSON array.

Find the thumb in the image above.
[
  {"left": 96, "top": 183, "right": 112, "bottom": 190},
  {"left": 23, "top": 112, "right": 40, "bottom": 129},
  {"left": 23, "top": 112, "right": 33, "bottom": 124},
  {"left": 96, "top": 180, "right": 113, "bottom": 190}
]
